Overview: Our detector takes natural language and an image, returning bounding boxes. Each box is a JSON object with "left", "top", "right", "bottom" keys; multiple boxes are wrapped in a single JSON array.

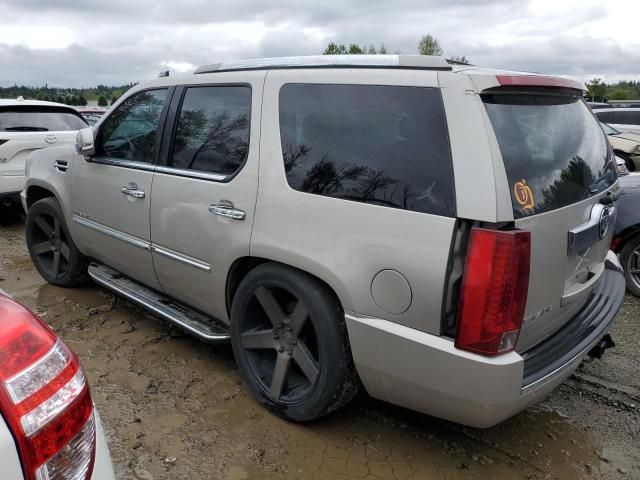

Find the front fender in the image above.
[{"left": 24, "top": 145, "right": 77, "bottom": 226}]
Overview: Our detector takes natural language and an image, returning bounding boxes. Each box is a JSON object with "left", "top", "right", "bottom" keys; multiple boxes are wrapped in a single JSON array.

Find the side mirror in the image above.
[{"left": 75, "top": 127, "right": 95, "bottom": 159}]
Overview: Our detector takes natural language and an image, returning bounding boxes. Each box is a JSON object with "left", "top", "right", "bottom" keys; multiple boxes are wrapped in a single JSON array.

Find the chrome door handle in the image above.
[
  {"left": 121, "top": 186, "right": 145, "bottom": 199},
  {"left": 209, "top": 204, "right": 246, "bottom": 220}
]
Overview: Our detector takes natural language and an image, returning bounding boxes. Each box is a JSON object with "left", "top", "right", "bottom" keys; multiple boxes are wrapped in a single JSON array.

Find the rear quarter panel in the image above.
[{"left": 252, "top": 69, "right": 459, "bottom": 334}]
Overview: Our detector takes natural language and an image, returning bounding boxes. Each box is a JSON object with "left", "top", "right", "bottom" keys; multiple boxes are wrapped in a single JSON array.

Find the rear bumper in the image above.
[{"left": 346, "top": 252, "right": 625, "bottom": 428}]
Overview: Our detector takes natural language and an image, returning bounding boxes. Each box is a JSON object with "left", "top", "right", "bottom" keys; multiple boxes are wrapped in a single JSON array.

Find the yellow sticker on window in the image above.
[{"left": 514, "top": 179, "right": 534, "bottom": 210}]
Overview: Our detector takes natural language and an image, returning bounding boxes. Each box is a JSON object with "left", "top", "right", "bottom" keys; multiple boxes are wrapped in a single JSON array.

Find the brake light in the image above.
[
  {"left": 496, "top": 75, "right": 586, "bottom": 92},
  {"left": 455, "top": 228, "right": 531, "bottom": 355},
  {"left": 0, "top": 295, "right": 95, "bottom": 480}
]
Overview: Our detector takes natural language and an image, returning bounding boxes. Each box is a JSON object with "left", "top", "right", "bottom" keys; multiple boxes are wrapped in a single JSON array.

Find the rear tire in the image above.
[
  {"left": 620, "top": 234, "right": 640, "bottom": 297},
  {"left": 25, "top": 197, "right": 88, "bottom": 287},
  {"left": 230, "top": 263, "right": 359, "bottom": 421}
]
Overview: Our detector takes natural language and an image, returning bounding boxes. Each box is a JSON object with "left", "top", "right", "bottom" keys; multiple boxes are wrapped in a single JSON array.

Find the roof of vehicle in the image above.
[
  {"left": 195, "top": 55, "right": 453, "bottom": 74},
  {"left": 192, "top": 55, "right": 585, "bottom": 92},
  {"left": 0, "top": 97, "right": 74, "bottom": 109}
]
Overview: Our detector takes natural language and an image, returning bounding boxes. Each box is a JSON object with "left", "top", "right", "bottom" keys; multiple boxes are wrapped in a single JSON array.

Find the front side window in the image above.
[
  {"left": 0, "top": 107, "right": 87, "bottom": 132},
  {"left": 98, "top": 89, "right": 168, "bottom": 163},
  {"left": 171, "top": 86, "right": 251, "bottom": 176},
  {"left": 278, "top": 84, "right": 455, "bottom": 216}
]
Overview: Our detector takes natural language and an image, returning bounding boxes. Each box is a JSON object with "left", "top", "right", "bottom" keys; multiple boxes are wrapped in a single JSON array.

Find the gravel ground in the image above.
[{"left": 1, "top": 210, "right": 639, "bottom": 480}]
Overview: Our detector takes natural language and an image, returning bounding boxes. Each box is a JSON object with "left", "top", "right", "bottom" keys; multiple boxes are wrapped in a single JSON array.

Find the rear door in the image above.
[
  {"left": 70, "top": 88, "right": 171, "bottom": 289},
  {"left": 482, "top": 88, "right": 618, "bottom": 351},
  {"left": 149, "top": 73, "right": 262, "bottom": 323}
]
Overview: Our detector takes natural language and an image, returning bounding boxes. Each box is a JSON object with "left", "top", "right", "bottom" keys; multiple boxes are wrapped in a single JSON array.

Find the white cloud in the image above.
[{"left": 0, "top": 0, "right": 637, "bottom": 86}]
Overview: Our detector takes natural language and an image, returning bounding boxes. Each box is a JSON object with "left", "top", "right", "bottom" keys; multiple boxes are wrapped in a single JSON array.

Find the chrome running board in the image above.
[{"left": 88, "top": 262, "right": 230, "bottom": 343}]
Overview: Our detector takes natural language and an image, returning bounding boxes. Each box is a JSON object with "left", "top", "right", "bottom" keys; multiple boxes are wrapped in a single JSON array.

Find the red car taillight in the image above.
[
  {"left": 0, "top": 295, "right": 96, "bottom": 480},
  {"left": 455, "top": 228, "right": 531, "bottom": 355}
]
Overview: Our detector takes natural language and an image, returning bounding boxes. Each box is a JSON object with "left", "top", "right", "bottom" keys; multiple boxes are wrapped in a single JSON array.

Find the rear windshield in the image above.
[
  {"left": 0, "top": 106, "right": 88, "bottom": 132},
  {"left": 483, "top": 93, "right": 616, "bottom": 218}
]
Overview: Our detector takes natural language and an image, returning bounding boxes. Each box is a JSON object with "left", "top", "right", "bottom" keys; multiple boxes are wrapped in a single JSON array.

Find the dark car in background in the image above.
[{"left": 613, "top": 173, "right": 640, "bottom": 296}]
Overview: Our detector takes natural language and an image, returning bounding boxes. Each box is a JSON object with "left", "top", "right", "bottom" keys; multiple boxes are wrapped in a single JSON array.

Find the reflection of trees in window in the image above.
[
  {"left": 282, "top": 143, "right": 310, "bottom": 173},
  {"left": 301, "top": 156, "right": 367, "bottom": 195},
  {"left": 102, "top": 91, "right": 166, "bottom": 161},
  {"left": 533, "top": 157, "right": 596, "bottom": 215},
  {"left": 173, "top": 109, "right": 249, "bottom": 174}
]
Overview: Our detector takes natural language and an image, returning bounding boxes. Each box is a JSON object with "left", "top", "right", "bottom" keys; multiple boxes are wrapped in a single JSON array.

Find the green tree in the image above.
[
  {"left": 418, "top": 34, "right": 443, "bottom": 56},
  {"left": 98, "top": 95, "right": 108, "bottom": 107},
  {"left": 587, "top": 78, "right": 607, "bottom": 101},
  {"left": 78, "top": 95, "right": 88, "bottom": 106}
]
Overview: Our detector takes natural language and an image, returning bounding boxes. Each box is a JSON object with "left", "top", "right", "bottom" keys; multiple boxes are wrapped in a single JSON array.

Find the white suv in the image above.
[{"left": 0, "top": 98, "right": 87, "bottom": 208}]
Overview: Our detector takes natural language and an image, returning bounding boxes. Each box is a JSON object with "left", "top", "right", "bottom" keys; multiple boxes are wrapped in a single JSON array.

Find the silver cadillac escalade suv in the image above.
[{"left": 21, "top": 55, "right": 625, "bottom": 428}]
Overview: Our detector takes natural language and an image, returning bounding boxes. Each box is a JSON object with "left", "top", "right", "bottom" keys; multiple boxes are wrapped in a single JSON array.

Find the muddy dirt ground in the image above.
[{"left": 1, "top": 210, "right": 639, "bottom": 480}]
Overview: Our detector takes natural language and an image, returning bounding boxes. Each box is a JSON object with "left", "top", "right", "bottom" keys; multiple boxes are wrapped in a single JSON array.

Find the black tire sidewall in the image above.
[
  {"left": 620, "top": 235, "right": 640, "bottom": 297},
  {"left": 230, "top": 263, "right": 358, "bottom": 421},
  {"left": 26, "top": 197, "right": 87, "bottom": 287}
]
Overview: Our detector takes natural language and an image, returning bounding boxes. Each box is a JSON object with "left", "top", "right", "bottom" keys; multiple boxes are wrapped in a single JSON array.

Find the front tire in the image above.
[
  {"left": 230, "top": 263, "right": 359, "bottom": 421},
  {"left": 25, "top": 197, "right": 87, "bottom": 287},
  {"left": 620, "top": 234, "right": 640, "bottom": 297}
]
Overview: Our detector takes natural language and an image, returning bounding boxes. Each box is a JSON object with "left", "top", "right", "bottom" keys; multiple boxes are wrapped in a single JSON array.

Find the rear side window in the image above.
[
  {"left": 171, "top": 86, "right": 251, "bottom": 176},
  {"left": 0, "top": 107, "right": 87, "bottom": 132},
  {"left": 278, "top": 84, "right": 455, "bottom": 217},
  {"left": 484, "top": 94, "right": 615, "bottom": 218}
]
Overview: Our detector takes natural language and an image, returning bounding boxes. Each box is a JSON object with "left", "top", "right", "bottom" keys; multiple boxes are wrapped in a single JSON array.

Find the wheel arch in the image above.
[
  {"left": 613, "top": 225, "right": 640, "bottom": 253},
  {"left": 25, "top": 184, "right": 58, "bottom": 210},
  {"left": 225, "top": 256, "right": 346, "bottom": 320}
]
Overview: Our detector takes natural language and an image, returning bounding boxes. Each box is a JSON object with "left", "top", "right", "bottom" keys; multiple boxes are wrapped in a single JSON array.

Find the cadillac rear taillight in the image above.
[
  {"left": 455, "top": 228, "right": 531, "bottom": 355},
  {"left": 0, "top": 295, "right": 95, "bottom": 480}
]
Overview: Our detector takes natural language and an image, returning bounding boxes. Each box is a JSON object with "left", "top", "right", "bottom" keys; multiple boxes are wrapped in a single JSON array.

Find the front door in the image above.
[
  {"left": 150, "top": 74, "right": 263, "bottom": 323},
  {"left": 70, "top": 88, "right": 171, "bottom": 289}
]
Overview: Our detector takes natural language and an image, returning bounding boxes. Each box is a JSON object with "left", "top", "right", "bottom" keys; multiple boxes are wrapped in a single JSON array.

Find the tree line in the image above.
[
  {"left": 0, "top": 83, "right": 137, "bottom": 106},
  {"left": 586, "top": 78, "right": 640, "bottom": 102},
  {"left": 323, "top": 34, "right": 469, "bottom": 64}
]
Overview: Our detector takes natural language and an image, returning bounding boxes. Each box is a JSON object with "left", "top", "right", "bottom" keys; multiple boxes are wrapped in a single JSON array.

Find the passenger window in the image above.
[
  {"left": 98, "top": 89, "right": 168, "bottom": 164},
  {"left": 278, "top": 84, "right": 455, "bottom": 216},
  {"left": 171, "top": 86, "right": 251, "bottom": 176}
]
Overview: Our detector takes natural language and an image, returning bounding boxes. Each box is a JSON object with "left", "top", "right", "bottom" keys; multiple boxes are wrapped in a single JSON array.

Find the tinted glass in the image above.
[
  {"left": 278, "top": 84, "right": 455, "bottom": 216},
  {"left": 172, "top": 86, "right": 251, "bottom": 176},
  {"left": 483, "top": 94, "right": 616, "bottom": 218},
  {"left": 615, "top": 111, "right": 640, "bottom": 125},
  {"left": 98, "top": 89, "right": 167, "bottom": 163},
  {"left": 0, "top": 107, "right": 87, "bottom": 132},
  {"left": 595, "top": 111, "right": 614, "bottom": 123}
]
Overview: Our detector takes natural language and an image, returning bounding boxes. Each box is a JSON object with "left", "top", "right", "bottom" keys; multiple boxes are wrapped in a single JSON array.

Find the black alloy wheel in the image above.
[
  {"left": 26, "top": 197, "right": 87, "bottom": 287},
  {"left": 231, "top": 263, "right": 359, "bottom": 421}
]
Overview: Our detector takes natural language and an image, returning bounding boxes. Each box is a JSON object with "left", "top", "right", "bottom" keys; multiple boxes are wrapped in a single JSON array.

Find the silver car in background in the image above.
[{"left": 21, "top": 55, "right": 625, "bottom": 427}]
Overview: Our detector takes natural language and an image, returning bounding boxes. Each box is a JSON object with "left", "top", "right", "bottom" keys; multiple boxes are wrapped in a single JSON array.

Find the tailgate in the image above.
[{"left": 482, "top": 87, "right": 618, "bottom": 352}]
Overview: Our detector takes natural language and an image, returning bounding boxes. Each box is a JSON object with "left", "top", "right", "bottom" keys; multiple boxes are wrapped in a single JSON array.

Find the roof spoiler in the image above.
[{"left": 494, "top": 75, "right": 586, "bottom": 92}]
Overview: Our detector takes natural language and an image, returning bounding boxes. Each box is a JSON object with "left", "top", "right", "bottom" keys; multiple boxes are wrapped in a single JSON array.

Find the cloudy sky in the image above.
[{"left": 0, "top": 0, "right": 638, "bottom": 87}]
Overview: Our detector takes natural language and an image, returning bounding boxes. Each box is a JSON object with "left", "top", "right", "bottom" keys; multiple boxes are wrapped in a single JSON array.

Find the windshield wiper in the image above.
[{"left": 3, "top": 126, "right": 49, "bottom": 132}]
